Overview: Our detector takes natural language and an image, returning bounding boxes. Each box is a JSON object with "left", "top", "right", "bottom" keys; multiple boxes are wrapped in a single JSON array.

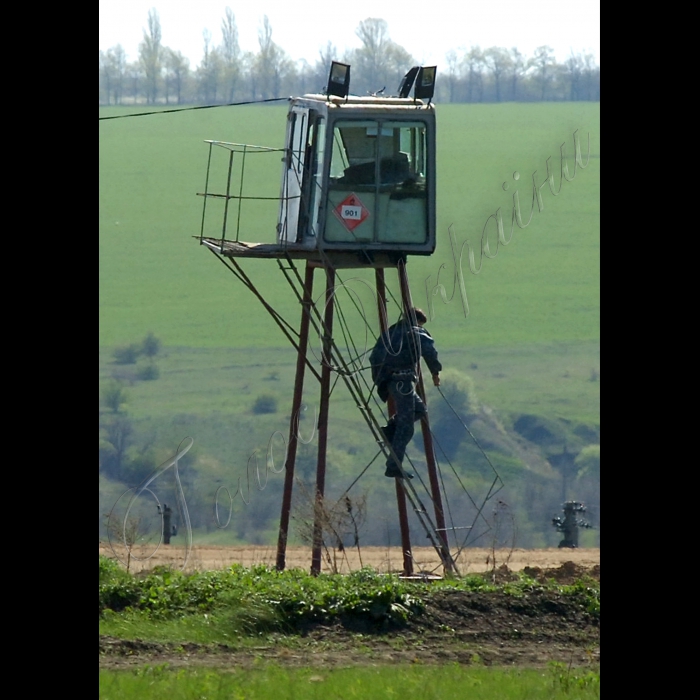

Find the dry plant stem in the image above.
[
  {"left": 292, "top": 479, "right": 367, "bottom": 574},
  {"left": 104, "top": 513, "right": 145, "bottom": 574},
  {"left": 489, "top": 501, "right": 516, "bottom": 583}
]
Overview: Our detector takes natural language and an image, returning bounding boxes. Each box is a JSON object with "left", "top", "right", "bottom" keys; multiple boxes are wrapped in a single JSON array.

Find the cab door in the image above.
[{"left": 278, "top": 107, "right": 310, "bottom": 244}]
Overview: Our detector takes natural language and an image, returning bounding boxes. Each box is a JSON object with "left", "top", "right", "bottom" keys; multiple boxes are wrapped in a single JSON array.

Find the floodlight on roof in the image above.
[
  {"left": 326, "top": 61, "right": 351, "bottom": 98},
  {"left": 414, "top": 66, "right": 437, "bottom": 100},
  {"left": 398, "top": 66, "right": 420, "bottom": 98}
]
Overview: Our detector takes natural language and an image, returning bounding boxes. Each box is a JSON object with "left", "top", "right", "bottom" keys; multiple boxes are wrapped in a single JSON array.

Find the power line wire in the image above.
[{"left": 99, "top": 96, "right": 291, "bottom": 120}]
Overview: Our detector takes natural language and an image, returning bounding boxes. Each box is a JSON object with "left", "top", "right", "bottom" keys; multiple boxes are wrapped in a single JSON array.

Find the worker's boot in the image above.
[
  {"left": 380, "top": 420, "right": 396, "bottom": 445},
  {"left": 385, "top": 460, "right": 413, "bottom": 479}
]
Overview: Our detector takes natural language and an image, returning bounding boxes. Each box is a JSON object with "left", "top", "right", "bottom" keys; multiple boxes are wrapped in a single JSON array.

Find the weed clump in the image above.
[{"left": 252, "top": 394, "right": 278, "bottom": 414}]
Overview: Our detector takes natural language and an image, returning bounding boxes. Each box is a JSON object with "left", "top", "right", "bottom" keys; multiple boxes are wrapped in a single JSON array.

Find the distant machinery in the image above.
[
  {"left": 552, "top": 501, "right": 592, "bottom": 548},
  {"left": 157, "top": 503, "right": 177, "bottom": 545}
]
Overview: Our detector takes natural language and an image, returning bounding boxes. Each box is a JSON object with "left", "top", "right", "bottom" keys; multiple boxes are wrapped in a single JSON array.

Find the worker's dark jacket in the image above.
[{"left": 369, "top": 322, "right": 442, "bottom": 402}]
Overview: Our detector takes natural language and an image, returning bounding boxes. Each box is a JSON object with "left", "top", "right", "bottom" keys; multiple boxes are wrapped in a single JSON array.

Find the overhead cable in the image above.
[{"left": 99, "top": 96, "right": 291, "bottom": 120}]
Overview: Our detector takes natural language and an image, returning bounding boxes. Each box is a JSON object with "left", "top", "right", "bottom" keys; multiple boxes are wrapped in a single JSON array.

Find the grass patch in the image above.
[
  {"left": 99, "top": 607, "right": 278, "bottom": 647},
  {"left": 99, "top": 664, "right": 600, "bottom": 700}
]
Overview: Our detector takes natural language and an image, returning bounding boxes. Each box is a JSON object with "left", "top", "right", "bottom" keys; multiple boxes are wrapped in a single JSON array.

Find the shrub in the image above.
[
  {"left": 99, "top": 554, "right": 126, "bottom": 585},
  {"left": 141, "top": 332, "right": 161, "bottom": 358},
  {"left": 136, "top": 363, "right": 160, "bottom": 380},
  {"left": 123, "top": 453, "right": 157, "bottom": 485},
  {"left": 113, "top": 344, "right": 141, "bottom": 365},
  {"left": 99, "top": 554, "right": 141, "bottom": 611},
  {"left": 436, "top": 368, "right": 479, "bottom": 415},
  {"left": 252, "top": 393, "right": 278, "bottom": 414},
  {"left": 425, "top": 368, "right": 479, "bottom": 459},
  {"left": 575, "top": 444, "right": 600, "bottom": 482},
  {"left": 102, "top": 380, "right": 127, "bottom": 413}
]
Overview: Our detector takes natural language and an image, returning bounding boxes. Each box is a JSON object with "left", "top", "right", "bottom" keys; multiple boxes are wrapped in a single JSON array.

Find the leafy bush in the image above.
[
  {"left": 102, "top": 380, "right": 128, "bottom": 413},
  {"left": 122, "top": 453, "right": 157, "bottom": 485},
  {"left": 141, "top": 332, "right": 161, "bottom": 358},
  {"left": 559, "top": 580, "right": 600, "bottom": 619},
  {"left": 252, "top": 394, "right": 278, "bottom": 414},
  {"left": 99, "top": 555, "right": 127, "bottom": 585},
  {"left": 113, "top": 344, "right": 141, "bottom": 365},
  {"left": 575, "top": 444, "right": 600, "bottom": 482},
  {"left": 424, "top": 368, "right": 479, "bottom": 459},
  {"left": 136, "top": 363, "right": 160, "bottom": 380},
  {"left": 99, "top": 555, "right": 141, "bottom": 612}
]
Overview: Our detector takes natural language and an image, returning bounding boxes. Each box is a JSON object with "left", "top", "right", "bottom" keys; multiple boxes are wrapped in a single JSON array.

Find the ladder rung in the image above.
[{"left": 435, "top": 526, "right": 473, "bottom": 531}]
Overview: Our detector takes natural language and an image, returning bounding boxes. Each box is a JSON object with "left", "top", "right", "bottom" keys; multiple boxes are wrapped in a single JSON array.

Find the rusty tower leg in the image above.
[
  {"left": 276, "top": 262, "right": 315, "bottom": 571},
  {"left": 396, "top": 261, "right": 454, "bottom": 573},
  {"left": 375, "top": 268, "right": 414, "bottom": 576},
  {"left": 310, "top": 266, "right": 336, "bottom": 575}
]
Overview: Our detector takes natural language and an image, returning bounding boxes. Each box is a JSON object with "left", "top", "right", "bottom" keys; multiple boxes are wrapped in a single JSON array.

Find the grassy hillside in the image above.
[{"left": 99, "top": 102, "right": 599, "bottom": 549}]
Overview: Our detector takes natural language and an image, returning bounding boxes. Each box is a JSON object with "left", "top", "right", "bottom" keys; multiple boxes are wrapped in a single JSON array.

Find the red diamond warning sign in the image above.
[{"left": 333, "top": 193, "right": 370, "bottom": 233}]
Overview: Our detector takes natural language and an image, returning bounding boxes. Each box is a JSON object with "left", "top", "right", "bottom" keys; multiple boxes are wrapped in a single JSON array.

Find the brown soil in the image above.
[{"left": 99, "top": 550, "right": 600, "bottom": 671}]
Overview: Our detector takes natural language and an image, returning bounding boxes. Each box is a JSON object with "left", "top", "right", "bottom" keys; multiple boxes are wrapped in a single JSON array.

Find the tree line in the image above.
[{"left": 99, "top": 9, "right": 600, "bottom": 107}]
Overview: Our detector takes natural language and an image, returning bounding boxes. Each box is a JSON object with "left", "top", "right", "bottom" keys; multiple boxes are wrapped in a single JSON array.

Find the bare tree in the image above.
[
  {"left": 255, "top": 15, "right": 275, "bottom": 98},
  {"left": 354, "top": 18, "right": 391, "bottom": 94},
  {"left": 164, "top": 49, "right": 190, "bottom": 104},
  {"left": 463, "top": 46, "right": 485, "bottom": 102},
  {"left": 104, "top": 511, "right": 146, "bottom": 573},
  {"left": 254, "top": 16, "right": 292, "bottom": 99},
  {"left": 198, "top": 29, "right": 223, "bottom": 103},
  {"left": 532, "top": 45, "right": 555, "bottom": 100},
  {"left": 313, "top": 41, "right": 338, "bottom": 93},
  {"left": 508, "top": 48, "right": 528, "bottom": 101},
  {"left": 445, "top": 49, "right": 463, "bottom": 103},
  {"left": 581, "top": 53, "right": 600, "bottom": 101},
  {"left": 292, "top": 481, "right": 368, "bottom": 574},
  {"left": 100, "top": 45, "right": 126, "bottom": 105},
  {"left": 138, "top": 8, "right": 163, "bottom": 104},
  {"left": 236, "top": 50, "right": 254, "bottom": 100},
  {"left": 488, "top": 500, "right": 517, "bottom": 580},
  {"left": 484, "top": 47, "right": 511, "bottom": 102},
  {"left": 291, "top": 58, "right": 316, "bottom": 96},
  {"left": 350, "top": 18, "right": 415, "bottom": 96},
  {"left": 564, "top": 52, "right": 583, "bottom": 100},
  {"left": 220, "top": 7, "right": 241, "bottom": 102},
  {"left": 125, "top": 61, "right": 143, "bottom": 103},
  {"left": 385, "top": 42, "right": 414, "bottom": 93}
]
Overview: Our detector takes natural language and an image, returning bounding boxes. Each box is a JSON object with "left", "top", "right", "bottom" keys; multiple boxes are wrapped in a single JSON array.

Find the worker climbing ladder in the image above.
[{"left": 196, "top": 63, "right": 504, "bottom": 576}]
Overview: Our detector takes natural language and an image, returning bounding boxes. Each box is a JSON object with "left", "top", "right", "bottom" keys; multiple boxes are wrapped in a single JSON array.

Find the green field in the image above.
[
  {"left": 99, "top": 102, "right": 599, "bottom": 350},
  {"left": 99, "top": 102, "right": 600, "bottom": 548},
  {"left": 100, "top": 665, "right": 600, "bottom": 699}
]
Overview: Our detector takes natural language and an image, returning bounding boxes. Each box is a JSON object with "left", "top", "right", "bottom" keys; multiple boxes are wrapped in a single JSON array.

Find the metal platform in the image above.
[{"left": 199, "top": 237, "right": 409, "bottom": 269}]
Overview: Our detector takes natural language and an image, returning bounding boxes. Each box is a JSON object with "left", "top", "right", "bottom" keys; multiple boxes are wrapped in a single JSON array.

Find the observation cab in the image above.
[{"left": 198, "top": 62, "right": 438, "bottom": 267}]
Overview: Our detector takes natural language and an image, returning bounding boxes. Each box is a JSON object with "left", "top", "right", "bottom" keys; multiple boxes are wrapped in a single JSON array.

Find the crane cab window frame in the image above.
[{"left": 324, "top": 119, "right": 430, "bottom": 246}]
